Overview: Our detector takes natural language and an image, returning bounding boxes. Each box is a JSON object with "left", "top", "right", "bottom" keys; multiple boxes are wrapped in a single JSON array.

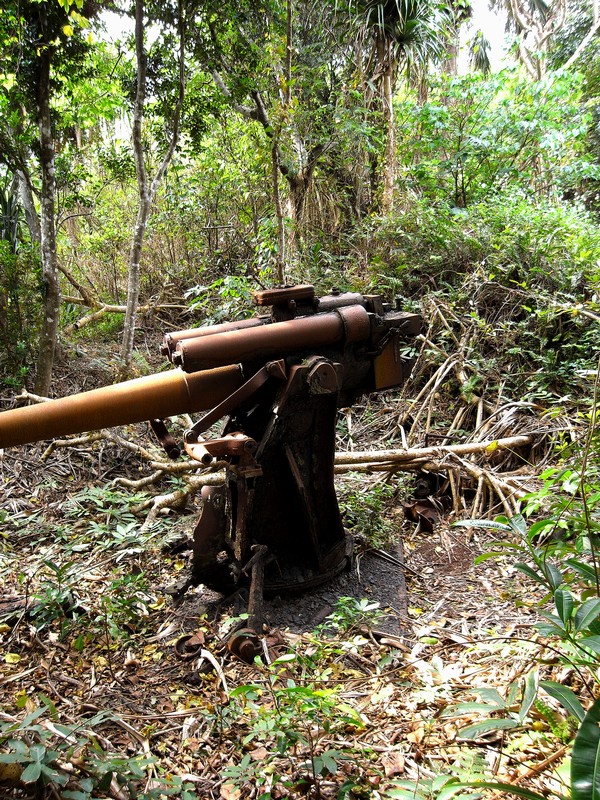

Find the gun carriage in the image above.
[{"left": 0, "top": 285, "right": 420, "bottom": 659}]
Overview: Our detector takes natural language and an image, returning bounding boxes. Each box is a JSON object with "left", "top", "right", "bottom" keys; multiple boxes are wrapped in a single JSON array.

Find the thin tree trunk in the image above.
[
  {"left": 381, "top": 70, "right": 395, "bottom": 214},
  {"left": 269, "top": 0, "right": 293, "bottom": 284},
  {"left": 120, "top": 0, "right": 148, "bottom": 370},
  {"left": 271, "top": 143, "right": 285, "bottom": 284},
  {"left": 443, "top": 38, "right": 459, "bottom": 75},
  {"left": 380, "top": 36, "right": 396, "bottom": 215},
  {"left": 120, "top": 0, "right": 185, "bottom": 370},
  {"left": 34, "top": 9, "right": 60, "bottom": 397}
]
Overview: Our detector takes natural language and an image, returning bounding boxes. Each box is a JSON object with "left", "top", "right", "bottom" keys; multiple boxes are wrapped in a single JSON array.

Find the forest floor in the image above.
[
  {"left": 0, "top": 330, "right": 581, "bottom": 800},
  {"left": 0, "top": 446, "right": 573, "bottom": 800}
]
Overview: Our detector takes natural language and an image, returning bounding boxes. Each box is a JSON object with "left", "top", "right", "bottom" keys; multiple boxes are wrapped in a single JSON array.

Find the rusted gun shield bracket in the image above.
[
  {"left": 373, "top": 330, "right": 416, "bottom": 391},
  {"left": 189, "top": 356, "right": 352, "bottom": 596}
]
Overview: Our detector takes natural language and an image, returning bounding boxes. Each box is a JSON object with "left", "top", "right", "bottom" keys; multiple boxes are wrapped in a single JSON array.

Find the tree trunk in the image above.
[
  {"left": 120, "top": 0, "right": 148, "bottom": 370},
  {"left": 379, "top": 36, "right": 396, "bottom": 216},
  {"left": 271, "top": 143, "right": 286, "bottom": 284},
  {"left": 34, "top": 10, "right": 60, "bottom": 397},
  {"left": 443, "top": 38, "right": 459, "bottom": 75},
  {"left": 120, "top": 0, "right": 185, "bottom": 371}
]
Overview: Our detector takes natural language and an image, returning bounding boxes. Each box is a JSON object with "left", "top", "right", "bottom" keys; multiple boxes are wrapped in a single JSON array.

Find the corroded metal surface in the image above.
[
  {"left": 0, "top": 284, "right": 421, "bottom": 652},
  {"left": 0, "top": 365, "right": 243, "bottom": 449}
]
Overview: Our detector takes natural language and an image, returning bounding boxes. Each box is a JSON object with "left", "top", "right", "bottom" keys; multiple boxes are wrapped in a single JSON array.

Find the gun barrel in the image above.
[
  {"left": 173, "top": 306, "right": 371, "bottom": 372},
  {"left": 161, "top": 317, "right": 267, "bottom": 359},
  {"left": 0, "top": 365, "right": 244, "bottom": 449}
]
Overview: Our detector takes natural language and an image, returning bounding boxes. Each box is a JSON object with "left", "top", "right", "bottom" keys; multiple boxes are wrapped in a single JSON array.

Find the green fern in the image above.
[{"left": 534, "top": 698, "right": 578, "bottom": 743}]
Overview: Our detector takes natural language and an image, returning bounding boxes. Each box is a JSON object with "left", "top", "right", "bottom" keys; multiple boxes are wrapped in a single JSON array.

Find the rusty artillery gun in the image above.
[{"left": 0, "top": 285, "right": 420, "bottom": 659}]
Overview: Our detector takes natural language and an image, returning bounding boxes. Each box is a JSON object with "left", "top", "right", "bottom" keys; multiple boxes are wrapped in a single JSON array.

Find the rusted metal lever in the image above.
[
  {"left": 149, "top": 418, "right": 181, "bottom": 459},
  {"left": 185, "top": 432, "right": 258, "bottom": 466},
  {"left": 227, "top": 544, "right": 269, "bottom": 663},
  {"left": 184, "top": 360, "right": 287, "bottom": 445}
]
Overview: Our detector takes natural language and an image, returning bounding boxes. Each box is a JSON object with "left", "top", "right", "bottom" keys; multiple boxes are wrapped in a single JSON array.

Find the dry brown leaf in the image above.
[
  {"left": 0, "top": 762, "right": 23, "bottom": 787},
  {"left": 220, "top": 782, "right": 242, "bottom": 800},
  {"left": 382, "top": 751, "right": 405, "bottom": 777},
  {"left": 406, "top": 726, "right": 425, "bottom": 744}
]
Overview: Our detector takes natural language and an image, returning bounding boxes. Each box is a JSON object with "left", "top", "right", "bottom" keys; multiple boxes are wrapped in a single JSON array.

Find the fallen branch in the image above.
[
  {"left": 334, "top": 435, "right": 532, "bottom": 466},
  {"left": 10, "top": 389, "right": 542, "bottom": 520},
  {"left": 62, "top": 301, "right": 188, "bottom": 334}
]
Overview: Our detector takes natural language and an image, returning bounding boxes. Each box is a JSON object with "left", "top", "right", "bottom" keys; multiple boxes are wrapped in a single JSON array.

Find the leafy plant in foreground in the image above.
[
  {"left": 0, "top": 699, "right": 195, "bottom": 799},
  {"left": 339, "top": 478, "right": 396, "bottom": 549},
  {"left": 223, "top": 648, "right": 367, "bottom": 798},
  {"left": 444, "top": 668, "right": 540, "bottom": 740},
  {"left": 451, "top": 404, "right": 600, "bottom": 798},
  {"left": 316, "top": 595, "right": 384, "bottom": 635},
  {"left": 29, "top": 559, "right": 84, "bottom": 635},
  {"left": 458, "top": 510, "right": 600, "bottom": 676}
]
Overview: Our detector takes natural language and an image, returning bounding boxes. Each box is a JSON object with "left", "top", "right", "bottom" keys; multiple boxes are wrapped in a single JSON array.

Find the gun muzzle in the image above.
[{"left": 0, "top": 365, "right": 244, "bottom": 449}]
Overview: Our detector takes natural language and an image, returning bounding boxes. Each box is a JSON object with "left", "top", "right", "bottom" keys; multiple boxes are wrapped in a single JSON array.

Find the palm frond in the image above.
[{"left": 468, "top": 29, "right": 492, "bottom": 74}]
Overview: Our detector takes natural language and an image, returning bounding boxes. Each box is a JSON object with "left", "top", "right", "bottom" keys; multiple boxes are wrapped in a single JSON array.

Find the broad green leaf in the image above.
[
  {"left": 438, "top": 790, "right": 482, "bottom": 800},
  {"left": 540, "top": 680, "right": 585, "bottom": 722},
  {"left": 575, "top": 598, "right": 600, "bottom": 633},
  {"left": 543, "top": 562, "right": 565, "bottom": 590},
  {"left": 21, "top": 761, "right": 42, "bottom": 783},
  {"left": 230, "top": 685, "right": 261, "bottom": 699},
  {"left": 444, "top": 702, "right": 503, "bottom": 717},
  {"left": 473, "top": 552, "right": 500, "bottom": 564},
  {"left": 20, "top": 707, "right": 47, "bottom": 727},
  {"left": 578, "top": 636, "right": 600, "bottom": 655},
  {"left": 321, "top": 750, "right": 338, "bottom": 774},
  {"left": 529, "top": 519, "right": 557, "bottom": 539},
  {"left": 272, "top": 653, "right": 296, "bottom": 664},
  {"left": 572, "top": 697, "right": 600, "bottom": 800},
  {"left": 554, "top": 588, "right": 574, "bottom": 625},
  {"left": 538, "top": 610, "right": 567, "bottom": 632},
  {"left": 29, "top": 744, "right": 46, "bottom": 761},
  {"left": 507, "top": 682, "right": 521, "bottom": 708},
  {"left": 453, "top": 520, "right": 511, "bottom": 532},
  {"left": 514, "top": 563, "right": 546, "bottom": 584},
  {"left": 518, "top": 669, "right": 538, "bottom": 723},
  {"left": 566, "top": 559, "right": 599, "bottom": 585},
  {"left": 476, "top": 688, "right": 507, "bottom": 707},
  {"left": 507, "top": 514, "right": 528, "bottom": 536},
  {"left": 457, "top": 781, "right": 557, "bottom": 800},
  {"left": 458, "top": 718, "right": 518, "bottom": 739},
  {"left": 537, "top": 621, "right": 567, "bottom": 636},
  {"left": 386, "top": 785, "right": 428, "bottom": 800},
  {"left": 0, "top": 753, "right": 21, "bottom": 763}
]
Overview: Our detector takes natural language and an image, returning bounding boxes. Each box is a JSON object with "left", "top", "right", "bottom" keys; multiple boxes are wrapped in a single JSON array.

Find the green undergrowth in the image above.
[
  {"left": 365, "top": 192, "right": 600, "bottom": 298},
  {"left": 448, "top": 381, "right": 600, "bottom": 799}
]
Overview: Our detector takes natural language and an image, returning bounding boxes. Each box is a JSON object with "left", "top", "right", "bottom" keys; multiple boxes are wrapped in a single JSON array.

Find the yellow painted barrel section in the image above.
[{"left": 0, "top": 365, "right": 244, "bottom": 449}]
